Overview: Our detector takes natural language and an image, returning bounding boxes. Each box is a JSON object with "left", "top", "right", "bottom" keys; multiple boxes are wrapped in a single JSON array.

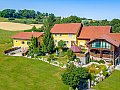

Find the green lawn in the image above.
[
  {"left": 0, "top": 30, "right": 68, "bottom": 90},
  {"left": 93, "top": 70, "right": 120, "bottom": 90},
  {"left": 0, "top": 29, "right": 18, "bottom": 44}
]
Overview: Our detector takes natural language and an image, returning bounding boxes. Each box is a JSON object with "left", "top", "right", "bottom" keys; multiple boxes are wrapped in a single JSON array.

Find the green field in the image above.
[
  {"left": 0, "top": 17, "right": 9, "bottom": 22},
  {"left": 0, "top": 29, "right": 18, "bottom": 44},
  {"left": 0, "top": 30, "right": 68, "bottom": 90},
  {"left": 93, "top": 70, "right": 120, "bottom": 90}
]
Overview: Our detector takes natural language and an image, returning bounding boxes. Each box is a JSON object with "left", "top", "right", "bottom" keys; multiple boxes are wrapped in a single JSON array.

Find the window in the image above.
[
  {"left": 106, "top": 42, "right": 110, "bottom": 49},
  {"left": 60, "top": 34, "right": 62, "bottom": 36},
  {"left": 92, "top": 42, "right": 96, "bottom": 48},
  {"left": 22, "top": 41, "right": 25, "bottom": 44},
  {"left": 96, "top": 41, "right": 101, "bottom": 48},
  {"left": 102, "top": 41, "right": 106, "bottom": 48},
  {"left": 68, "top": 34, "right": 72, "bottom": 38},
  {"left": 55, "top": 34, "right": 57, "bottom": 36},
  {"left": 54, "top": 40, "right": 57, "bottom": 43},
  {"left": 91, "top": 41, "right": 111, "bottom": 49},
  {"left": 92, "top": 41, "right": 101, "bottom": 48}
]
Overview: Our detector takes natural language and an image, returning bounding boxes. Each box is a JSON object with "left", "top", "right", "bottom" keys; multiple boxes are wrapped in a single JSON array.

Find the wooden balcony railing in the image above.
[{"left": 90, "top": 52, "right": 113, "bottom": 59}]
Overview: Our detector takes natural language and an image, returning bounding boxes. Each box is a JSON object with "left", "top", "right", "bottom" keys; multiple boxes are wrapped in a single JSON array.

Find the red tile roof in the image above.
[
  {"left": 88, "top": 34, "right": 120, "bottom": 47},
  {"left": 70, "top": 45, "right": 81, "bottom": 53},
  {"left": 109, "top": 33, "right": 120, "bottom": 44},
  {"left": 11, "top": 32, "right": 44, "bottom": 40},
  {"left": 77, "top": 26, "right": 111, "bottom": 39},
  {"left": 77, "top": 26, "right": 120, "bottom": 47},
  {"left": 51, "top": 23, "right": 82, "bottom": 34}
]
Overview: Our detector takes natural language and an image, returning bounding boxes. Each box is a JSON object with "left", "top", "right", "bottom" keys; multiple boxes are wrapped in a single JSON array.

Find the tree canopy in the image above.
[
  {"left": 42, "top": 16, "right": 55, "bottom": 53},
  {"left": 0, "top": 9, "right": 120, "bottom": 33},
  {"left": 58, "top": 40, "right": 66, "bottom": 49},
  {"left": 27, "top": 36, "right": 40, "bottom": 58},
  {"left": 67, "top": 49, "right": 76, "bottom": 61},
  {"left": 62, "top": 65, "right": 89, "bottom": 90}
]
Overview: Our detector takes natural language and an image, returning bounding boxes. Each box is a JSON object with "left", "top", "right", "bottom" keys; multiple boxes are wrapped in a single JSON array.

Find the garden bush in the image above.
[
  {"left": 90, "top": 59, "right": 105, "bottom": 64},
  {"left": 47, "top": 54, "right": 55, "bottom": 63},
  {"left": 58, "top": 52, "right": 65, "bottom": 57},
  {"left": 98, "top": 60, "right": 105, "bottom": 64}
]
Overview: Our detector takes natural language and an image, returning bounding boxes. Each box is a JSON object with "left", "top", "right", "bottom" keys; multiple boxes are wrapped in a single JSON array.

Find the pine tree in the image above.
[
  {"left": 42, "top": 30, "right": 54, "bottom": 53},
  {"left": 27, "top": 36, "right": 39, "bottom": 57},
  {"left": 47, "top": 33, "right": 54, "bottom": 53},
  {"left": 42, "top": 15, "right": 55, "bottom": 53}
]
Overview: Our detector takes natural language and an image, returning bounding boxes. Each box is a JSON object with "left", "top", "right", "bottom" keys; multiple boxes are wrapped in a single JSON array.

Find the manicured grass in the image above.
[
  {"left": 0, "top": 29, "right": 18, "bottom": 44},
  {"left": 93, "top": 70, "right": 120, "bottom": 90},
  {"left": 0, "top": 30, "right": 68, "bottom": 90},
  {"left": 0, "top": 51, "right": 68, "bottom": 90}
]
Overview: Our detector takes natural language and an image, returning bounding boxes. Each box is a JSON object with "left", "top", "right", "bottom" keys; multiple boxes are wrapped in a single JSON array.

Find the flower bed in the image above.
[{"left": 83, "top": 62, "right": 114, "bottom": 87}]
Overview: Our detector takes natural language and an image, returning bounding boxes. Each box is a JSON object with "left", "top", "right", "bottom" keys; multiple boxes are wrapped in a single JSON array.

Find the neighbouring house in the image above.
[
  {"left": 51, "top": 23, "right": 82, "bottom": 48},
  {"left": 11, "top": 32, "right": 44, "bottom": 49},
  {"left": 77, "top": 26, "right": 112, "bottom": 49},
  {"left": 78, "top": 26, "right": 120, "bottom": 65},
  {"left": 88, "top": 34, "right": 120, "bottom": 66},
  {"left": 51, "top": 23, "right": 120, "bottom": 66}
]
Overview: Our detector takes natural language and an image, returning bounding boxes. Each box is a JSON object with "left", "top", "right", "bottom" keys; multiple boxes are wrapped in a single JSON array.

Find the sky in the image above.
[{"left": 0, "top": 0, "right": 120, "bottom": 20}]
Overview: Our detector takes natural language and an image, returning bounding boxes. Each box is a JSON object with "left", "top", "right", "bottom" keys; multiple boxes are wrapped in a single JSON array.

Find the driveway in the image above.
[{"left": 11, "top": 52, "right": 22, "bottom": 56}]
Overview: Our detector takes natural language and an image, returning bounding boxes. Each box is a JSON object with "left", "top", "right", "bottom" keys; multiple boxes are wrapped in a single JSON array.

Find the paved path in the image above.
[
  {"left": 115, "top": 64, "right": 120, "bottom": 70},
  {"left": 11, "top": 52, "right": 22, "bottom": 56}
]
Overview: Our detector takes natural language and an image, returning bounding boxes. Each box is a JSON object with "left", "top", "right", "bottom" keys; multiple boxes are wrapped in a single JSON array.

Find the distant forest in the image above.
[{"left": 0, "top": 9, "right": 120, "bottom": 33}]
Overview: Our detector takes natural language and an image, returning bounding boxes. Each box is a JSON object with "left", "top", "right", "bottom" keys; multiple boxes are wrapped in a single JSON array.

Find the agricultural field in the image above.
[
  {"left": 30, "top": 24, "right": 43, "bottom": 29},
  {"left": 0, "top": 22, "right": 42, "bottom": 31}
]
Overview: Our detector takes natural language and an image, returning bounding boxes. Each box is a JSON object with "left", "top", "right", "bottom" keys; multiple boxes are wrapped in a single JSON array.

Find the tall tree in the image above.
[
  {"left": 42, "top": 16, "right": 55, "bottom": 53},
  {"left": 27, "top": 36, "right": 39, "bottom": 57},
  {"left": 0, "top": 9, "right": 16, "bottom": 18},
  {"left": 42, "top": 29, "right": 54, "bottom": 53}
]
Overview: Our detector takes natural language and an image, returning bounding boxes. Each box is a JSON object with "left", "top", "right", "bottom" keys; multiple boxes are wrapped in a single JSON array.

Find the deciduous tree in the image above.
[{"left": 62, "top": 66, "right": 89, "bottom": 90}]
